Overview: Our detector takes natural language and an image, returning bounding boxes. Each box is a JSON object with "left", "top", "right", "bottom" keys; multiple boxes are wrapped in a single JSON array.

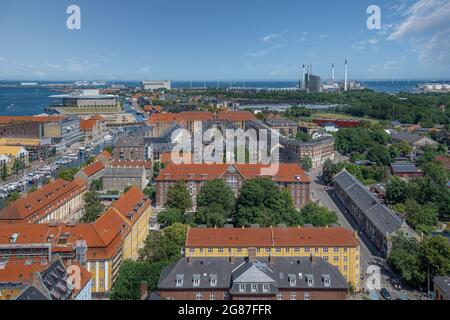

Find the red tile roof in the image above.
[
  {"left": 178, "top": 111, "right": 214, "bottom": 122},
  {"left": 217, "top": 111, "right": 255, "bottom": 122},
  {"left": 148, "top": 113, "right": 182, "bottom": 124},
  {"left": 79, "top": 119, "right": 98, "bottom": 131},
  {"left": 156, "top": 163, "right": 310, "bottom": 183},
  {"left": 82, "top": 161, "right": 105, "bottom": 177},
  {"left": 0, "top": 178, "right": 87, "bottom": 223},
  {"left": 96, "top": 150, "right": 112, "bottom": 161},
  {"left": 185, "top": 227, "right": 358, "bottom": 248},
  {"left": 110, "top": 160, "right": 152, "bottom": 169}
]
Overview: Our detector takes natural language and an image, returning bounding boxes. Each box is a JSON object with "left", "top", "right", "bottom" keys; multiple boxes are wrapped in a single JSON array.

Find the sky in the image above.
[{"left": 0, "top": 0, "right": 449, "bottom": 81}]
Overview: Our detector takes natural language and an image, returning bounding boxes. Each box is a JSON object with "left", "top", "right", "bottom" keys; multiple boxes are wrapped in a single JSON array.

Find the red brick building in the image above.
[{"left": 156, "top": 163, "right": 310, "bottom": 209}]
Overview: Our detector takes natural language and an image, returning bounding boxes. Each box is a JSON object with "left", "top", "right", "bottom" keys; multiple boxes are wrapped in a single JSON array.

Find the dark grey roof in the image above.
[
  {"left": 15, "top": 285, "right": 50, "bottom": 300},
  {"left": 334, "top": 170, "right": 404, "bottom": 235},
  {"left": 434, "top": 277, "right": 450, "bottom": 298},
  {"left": 391, "top": 162, "right": 420, "bottom": 173},
  {"left": 103, "top": 167, "right": 145, "bottom": 178},
  {"left": 39, "top": 259, "right": 73, "bottom": 300},
  {"left": 389, "top": 129, "right": 434, "bottom": 145},
  {"left": 266, "top": 119, "right": 297, "bottom": 127},
  {"left": 158, "top": 257, "right": 348, "bottom": 293},
  {"left": 115, "top": 137, "right": 144, "bottom": 148}
]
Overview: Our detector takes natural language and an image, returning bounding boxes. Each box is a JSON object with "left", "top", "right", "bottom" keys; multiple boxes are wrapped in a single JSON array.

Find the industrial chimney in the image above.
[
  {"left": 344, "top": 60, "right": 348, "bottom": 91},
  {"left": 302, "top": 64, "right": 305, "bottom": 89},
  {"left": 332, "top": 63, "right": 335, "bottom": 82}
]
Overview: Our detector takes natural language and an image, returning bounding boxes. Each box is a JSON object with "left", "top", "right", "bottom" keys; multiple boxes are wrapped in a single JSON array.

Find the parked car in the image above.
[{"left": 380, "top": 287, "right": 392, "bottom": 300}]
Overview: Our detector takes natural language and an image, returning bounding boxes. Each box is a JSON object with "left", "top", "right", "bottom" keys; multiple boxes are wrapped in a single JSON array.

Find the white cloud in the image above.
[
  {"left": 261, "top": 30, "right": 286, "bottom": 43},
  {"left": 351, "top": 38, "right": 379, "bottom": 50},
  {"left": 319, "top": 34, "right": 329, "bottom": 39},
  {"left": 388, "top": 0, "right": 450, "bottom": 67}
]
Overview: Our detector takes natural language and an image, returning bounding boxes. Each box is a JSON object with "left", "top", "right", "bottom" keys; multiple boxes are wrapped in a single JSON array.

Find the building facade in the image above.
[
  {"left": 281, "top": 135, "right": 335, "bottom": 169},
  {"left": 156, "top": 163, "right": 310, "bottom": 209},
  {"left": 184, "top": 226, "right": 360, "bottom": 291}
]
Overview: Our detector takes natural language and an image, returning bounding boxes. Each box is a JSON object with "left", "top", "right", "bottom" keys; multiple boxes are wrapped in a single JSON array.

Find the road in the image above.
[{"left": 308, "top": 164, "right": 426, "bottom": 300}]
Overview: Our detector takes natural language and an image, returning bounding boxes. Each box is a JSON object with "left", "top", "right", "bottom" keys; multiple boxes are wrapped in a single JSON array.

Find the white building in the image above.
[{"left": 142, "top": 80, "right": 172, "bottom": 90}]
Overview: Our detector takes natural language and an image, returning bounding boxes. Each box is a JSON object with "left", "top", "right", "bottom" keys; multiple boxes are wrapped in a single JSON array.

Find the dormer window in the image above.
[
  {"left": 251, "top": 284, "right": 258, "bottom": 293},
  {"left": 322, "top": 274, "right": 331, "bottom": 287},
  {"left": 239, "top": 284, "right": 245, "bottom": 293},
  {"left": 175, "top": 274, "right": 184, "bottom": 287},
  {"left": 209, "top": 274, "right": 217, "bottom": 287},
  {"left": 288, "top": 274, "right": 296, "bottom": 287},
  {"left": 263, "top": 284, "right": 270, "bottom": 293},
  {"left": 306, "top": 274, "right": 314, "bottom": 287},
  {"left": 193, "top": 274, "right": 200, "bottom": 287}
]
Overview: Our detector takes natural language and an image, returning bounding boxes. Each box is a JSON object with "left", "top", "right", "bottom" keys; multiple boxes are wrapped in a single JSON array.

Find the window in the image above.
[
  {"left": 323, "top": 256, "right": 329, "bottom": 262},
  {"left": 304, "top": 292, "right": 310, "bottom": 300},
  {"left": 189, "top": 248, "right": 195, "bottom": 255},
  {"left": 294, "top": 248, "right": 300, "bottom": 253},
  {"left": 99, "top": 263, "right": 105, "bottom": 271},
  {"left": 333, "top": 256, "right": 339, "bottom": 262},
  {"left": 275, "top": 248, "right": 281, "bottom": 253},
  {"left": 305, "top": 247, "right": 310, "bottom": 253},
  {"left": 285, "top": 248, "right": 290, "bottom": 253},
  {"left": 218, "top": 248, "right": 224, "bottom": 253},
  {"left": 323, "top": 247, "right": 329, "bottom": 253},
  {"left": 193, "top": 274, "right": 200, "bottom": 287},
  {"left": 196, "top": 292, "right": 202, "bottom": 300},
  {"left": 288, "top": 274, "right": 296, "bottom": 287},
  {"left": 208, "top": 248, "right": 213, "bottom": 253},
  {"left": 99, "top": 278, "right": 105, "bottom": 289},
  {"left": 209, "top": 274, "right": 217, "bottom": 287},
  {"left": 333, "top": 248, "right": 339, "bottom": 253},
  {"left": 343, "top": 248, "right": 348, "bottom": 253},
  {"left": 223, "top": 292, "right": 229, "bottom": 300},
  {"left": 265, "top": 248, "right": 270, "bottom": 254},
  {"left": 239, "top": 284, "right": 245, "bottom": 293},
  {"left": 323, "top": 275, "right": 331, "bottom": 287},
  {"left": 176, "top": 275, "right": 184, "bottom": 287},
  {"left": 290, "top": 292, "right": 296, "bottom": 300},
  {"left": 344, "top": 265, "right": 348, "bottom": 271},
  {"left": 251, "top": 284, "right": 258, "bottom": 293},
  {"left": 306, "top": 275, "right": 314, "bottom": 287},
  {"left": 263, "top": 284, "right": 270, "bottom": 293},
  {"left": 237, "top": 248, "right": 242, "bottom": 253},
  {"left": 344, "top": 256, "right": 348, "bottom": 262},
  {"left": 209, "top": 292, "right": 216, "bottom": 300},
  {"left": 276, "top": 292, "right": 283, "bottom": 300}
]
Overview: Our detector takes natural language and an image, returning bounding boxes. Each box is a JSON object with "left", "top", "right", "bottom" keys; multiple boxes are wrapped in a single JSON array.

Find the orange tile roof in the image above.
[
  {"left": 79, "top": 119, "right": 98, "bottom": 131},
  {"left": 110, "top": 160, "right": 152, "bottom": 169},
  {"left": 185, "top": 227, "right": 358, "bottom": 248},
  {"left": 0, "top": 178, "right": 87, "bottom": 223},
  {"left": 144, "top": 105, "right": 162, "bottom": 112},
  {"left": 96, "top": 150, "right": 112, "bottom": 160},
  {"left": 160, "top": 151, "right": 192, "bottom": 165},
  {"left": 178, "top": 111, "right": 214, "bottom": 122},
  {"left": 0, "top": 260, "right": 50, "bottom": 283},
  {"left": 82, "top": 161, "right": 105, "bottom": 177},
  {"left": 217, "top": 111, "right": 255, "bottom": 122},
  {"left": 156, "top": 163, "right": 310, "bottom": 183},
  {"left": 148, "top": 113, "right": 181, "bottom": 124},
  {"left": 0, "top": 188, "right": 150, "bottom": 261}
]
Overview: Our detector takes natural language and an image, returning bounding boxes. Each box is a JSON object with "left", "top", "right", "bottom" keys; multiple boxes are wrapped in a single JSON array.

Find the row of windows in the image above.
[
  {"left": 189, "top": 247, "right": 350, "bottom": 254},
  {"left": 193, "top": 292, "right": 311, "bottom": 300}
]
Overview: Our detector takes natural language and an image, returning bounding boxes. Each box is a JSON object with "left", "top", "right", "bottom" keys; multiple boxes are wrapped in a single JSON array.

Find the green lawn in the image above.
[{"left": 313, "top": 112, "right": 380, "bottom": 124}]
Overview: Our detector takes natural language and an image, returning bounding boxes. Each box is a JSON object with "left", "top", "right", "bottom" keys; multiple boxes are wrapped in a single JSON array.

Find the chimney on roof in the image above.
[
  {"left": 248, "top": 247, "right": 257, "bottom": 263},
  {"left": 229, "top": 256, "right": 236, "bottom": 264},
  {"left": 268, "top": 254, "right": 275, "bottom": 266},
  {"left": 140, "top": 281, "right": 148, "bottom": 300}
]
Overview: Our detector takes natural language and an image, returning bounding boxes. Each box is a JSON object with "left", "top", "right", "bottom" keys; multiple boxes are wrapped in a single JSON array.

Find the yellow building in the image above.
[
  {"left": 185, "top": 226, "right": 361, "bottom": 291},
  {"left": 0, "top": 145, "right": 29, "bottom": 170}
]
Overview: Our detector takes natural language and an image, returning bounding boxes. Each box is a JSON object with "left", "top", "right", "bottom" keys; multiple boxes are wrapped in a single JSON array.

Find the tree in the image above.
[
  {"left": 195, "top": 204, "right": 227, "bottom": 227},
  {"left": 6, "top": 191, "right": 20, "bottom": 207},
  {"left": 103, "top": 146, "right": 113, "bottom": 154},
  {"left": 90, "top": 179, "right": 102, "bottom": 191},
  {"left": 139, "top": 223, "right": 189, "bottom": 264},
  {"left": 157, "top": 208, "right": 184, "bottom": 227},
  {"left": 80, "top": 191, "right": 104, "bottom": 222},
  {"left": 295, "top": 131, "right": 311, "bottom": 142},
  {"left": 367, "top": 144, "right": 391, "bottom": 166},
  {"left": 109, "top": 260, "right": 166, "bottom": 300},
  {"left": 300, "top": 203, "right": 338, "bottom": 227},
  {"left": 165, "top": 181, "right": 192, "bottom": 213},
  {"left": 301, "top": 155, "right": 313, "bottom": 171},
  {"left": 404, "top": 200, "right": 438, "bottom": 234},
  {"left": 1, "top": 164, "right": 8, "bottom": 180},
  {"left": 57, "top": 167, "right": 78, "bottom": 181},
  {"left": 386, "top": 176, "right": 410, "bottom": 204},
  {"left": 196, "top": 179, "right": 235, "bottom": 215},
  {"left": 419, "top": 236, "right": 450, "bottom": 280},
  {"left": 233, "top": 178, "right": 301, "bottom": 227},
  {"left": 123, "top": 186, "right": 132, "bottom": 193},
  {"left": 143, "top": 185, "right": 156, "bottom": 199}
]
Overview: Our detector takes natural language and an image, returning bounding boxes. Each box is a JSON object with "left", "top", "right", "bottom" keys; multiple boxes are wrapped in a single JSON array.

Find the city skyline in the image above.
[{"left": 0, "top": 0, "right": 449, "bottom": 80}]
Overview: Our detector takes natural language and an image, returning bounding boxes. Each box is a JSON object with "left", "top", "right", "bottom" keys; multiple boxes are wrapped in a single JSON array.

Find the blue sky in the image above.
[{"left": 0, "top": 0, "right": 449, "bottom": 80}]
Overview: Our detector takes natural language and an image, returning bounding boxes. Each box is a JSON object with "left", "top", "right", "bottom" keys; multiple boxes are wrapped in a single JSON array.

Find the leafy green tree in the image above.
[
  {"left": 301, "top": 155, "right": 313, "bottom": 171},
  {"left": 109, "top": 260, "right": 166, "bottom": 300},
  {"left": 157, "top": 208, "right": 184, "bottom": 227},
  {"left": 386, "top": 176, "right": 410, "bottom": 204},
  {"left": 367, "top": 144, "right": 392, "bottom": 166},
  {"left": 295, "top": 131, "right": 311, "bottom": 142},
  {"left": 233, "top": 178, "right": 300, "bottom": 227},
  {"left": 143, "top": 185, "right": 156, "bottom": 199},
  {"left": 6, "top": 191, "right": 20, "bottom": 207},
  {"left": 1, "top": 164, "right": 8, "bottom": 180},
  {"left": 196, "top": 179, "right": 235, "bottom": 215},
  {"left": 300, "top": 203, "right": 338, "bottom": 227},
  {"left": 195, "top": 204, "right": 227, "bottom": 227},
  {"left": 123, "top": 185, "right": 132, "bottom": 193},
  {"left": 419, "top": 236, "right": 450, "bottom": 279},
  {"left": 165, "top": 181, "right": 192, "bottom": 213},
  {"left": 404, "top": 200, "right": 438, "bottom": 234},
  {"left": 57, "top": 167, "right": 78, "bottom": 181},
  {"left": 80, "top": 191, "right": 104, "bottom": 222},
  {"left": 90, "top": 179, "right": 102, "bottom": 191},
  {"left": 139, "top": 223, "right": 189, "bottom": 263}
]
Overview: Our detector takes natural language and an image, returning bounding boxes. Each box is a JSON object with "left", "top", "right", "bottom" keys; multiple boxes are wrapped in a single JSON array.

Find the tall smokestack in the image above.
[
  {"left": 344, "top": 60, "right": 348, "bottom": 91},
  {"left": 302, "top": 64, "right": 305, "bottom": 89},
  {"left": 332, "top": 63, "right": 335, "bottom": 82}
]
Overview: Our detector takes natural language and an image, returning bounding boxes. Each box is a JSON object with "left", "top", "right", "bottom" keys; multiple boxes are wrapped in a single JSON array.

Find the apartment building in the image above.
[
  {"left": 281, "top": 135, "right": 335, "bottom": 169},
  {"left": 184, "top": 226, "right": 360, "bottom": 291},
  {"left": 0, "top": 178, "right": 87, "bottom": 224},
  {"left": 216, "top": 111, "right": 255, "bottom": 129},
  {"left": 156, "top": 163, "right": 310, "bottom": 209}
]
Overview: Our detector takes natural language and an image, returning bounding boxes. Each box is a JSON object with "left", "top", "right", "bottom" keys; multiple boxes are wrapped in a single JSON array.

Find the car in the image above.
[
  {"left": 380, "top": 287, "right": 392, "bottom": 300},
  {"left": 396, "top": 292, "right": 410, "bottom": 300}
]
